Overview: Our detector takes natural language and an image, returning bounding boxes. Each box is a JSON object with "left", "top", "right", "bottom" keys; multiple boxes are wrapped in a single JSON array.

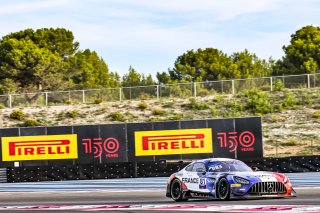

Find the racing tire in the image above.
[
  {"left": 170, "top": 179, "right": 187, "bottom": 202},
  {"left": 217, "top": 177, "right": 230, "bottom": 200}
]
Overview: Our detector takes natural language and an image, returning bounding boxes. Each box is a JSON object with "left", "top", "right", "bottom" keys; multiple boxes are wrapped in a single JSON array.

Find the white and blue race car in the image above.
[{"left": 166, "top": 158, "right": 295, "bottom": 201}]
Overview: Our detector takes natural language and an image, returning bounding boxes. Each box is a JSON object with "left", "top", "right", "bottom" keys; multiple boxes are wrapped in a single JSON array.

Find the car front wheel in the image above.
[{"left": 217, "top": 177, "right": 230, "bottom": 200}]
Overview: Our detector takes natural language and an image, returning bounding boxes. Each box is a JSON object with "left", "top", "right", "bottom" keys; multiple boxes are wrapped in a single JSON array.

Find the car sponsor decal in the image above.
[
  {"left": 208, "top": 164, "right": 223, "bottom": 172},
  {"left": 1, "top": 134, "right": 78, "bottom": 161},
  {"left": 134, "top": 128, "right": 212, "bottom": 156},
  {"left": 206, "top": 178, "right": 215, "bottom": 184},
  {"left": 254, "top": 173, "right": 278, "bottom": 182},
  {"left": 199, "top": 178, "right": 206, "bottom": 189},
  {"left": 231, "top": 183, "right": 242, "bottom": 187},
  {"left": 182, "top": 177, "right": 199, "bottom": 184}
]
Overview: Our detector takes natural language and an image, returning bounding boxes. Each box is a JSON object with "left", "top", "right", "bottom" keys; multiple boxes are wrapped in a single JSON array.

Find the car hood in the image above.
[{"left": 229, "top": 171, "right": 280, "bottom": 182}]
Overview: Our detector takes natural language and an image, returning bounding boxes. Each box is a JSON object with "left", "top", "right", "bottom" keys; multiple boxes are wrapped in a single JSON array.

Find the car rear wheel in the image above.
[
  {"left": 217, "top": 178, "right": 230, "bottom": 200},
  {"left": 170, "top": 179, "right": 187, "bottom": 201}
]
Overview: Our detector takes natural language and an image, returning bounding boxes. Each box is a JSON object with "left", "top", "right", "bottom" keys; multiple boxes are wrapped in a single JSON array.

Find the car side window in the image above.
[
  {"left": 185, "top": 163, "right": 194, "bottom": 171},
  {"left": 192, "top": 162, "right": 206, "bottom": 172}
]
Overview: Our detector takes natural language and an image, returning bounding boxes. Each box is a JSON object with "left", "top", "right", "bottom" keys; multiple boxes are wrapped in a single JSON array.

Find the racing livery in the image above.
[{"left": 166, "top": 158, "right": 295, "bottom": 201}]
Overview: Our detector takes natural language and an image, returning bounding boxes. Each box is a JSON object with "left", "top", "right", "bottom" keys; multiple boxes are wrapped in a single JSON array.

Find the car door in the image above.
[
  {"left": 181, "top": 163, "right": 196, "bottom": 190},
  {"left": 189, "top": 162, "right": 208, "bottom": 192},
  {"left": 206, "top": 161, "right": 223, "bottom": 193}
]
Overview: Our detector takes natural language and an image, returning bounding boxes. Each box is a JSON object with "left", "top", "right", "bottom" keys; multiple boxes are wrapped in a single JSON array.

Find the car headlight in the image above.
[
  {"left": 234, "top": 176, "right": 250, "bottom": 184},
  {"left": 283, "top": 176, "right": 288, "bottom": 184}
]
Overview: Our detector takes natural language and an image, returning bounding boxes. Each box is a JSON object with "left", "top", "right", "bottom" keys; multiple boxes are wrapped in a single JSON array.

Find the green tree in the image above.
[
  {"left": 0, "top": 28, "right": 80, "bottom": 94},
  {"left": 68, "top": 49, "right": 120, "bottom": 89},
  {"left": 0, "top": 27, "right": 119, "bottom": 94},
  {"left": 122, "top": 66, "right": 155, "bottom": 87},
  {"left": 231, "top": 49, "right": 271, "bottom": 78},
  {"left": 273, "top": 25, "right": 320, "bottom": 75},
  {"left": 156, "top": 71, "right": 171, "bottom": 84},
  {"left": 157, "top": 48, "right": 271, "bottom": 83},
  {"left": 0, "top": 38, "right": 66, "bottom": 93},
  {"left": 2, "top": 28, "right": 79, "bottom": 58},
  {"left": 166, "top": 48, "right": 231, "bottom": 82}
]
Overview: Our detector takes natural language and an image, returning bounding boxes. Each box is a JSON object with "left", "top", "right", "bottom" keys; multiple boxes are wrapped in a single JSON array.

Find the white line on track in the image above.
[
  {"left": 1, "top": 204, "right": 320, "bottom": 212},
  {"left": 0, "top": 172, "right": 319, "bottom": 193}
]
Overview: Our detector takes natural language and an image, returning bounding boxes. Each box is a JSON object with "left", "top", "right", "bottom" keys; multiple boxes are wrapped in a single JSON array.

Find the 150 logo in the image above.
[
  {"left": 134, "top": 128, "right": 212, "bottom": 156},
  {"left": 1, "top": 134, "right": 78, "bottom": 161},
  {"left": 82, "top": 137, "right": 120, "bottom": 158},
  {"left": 217, "top": 131, "right": 255, "bottom": 152}
]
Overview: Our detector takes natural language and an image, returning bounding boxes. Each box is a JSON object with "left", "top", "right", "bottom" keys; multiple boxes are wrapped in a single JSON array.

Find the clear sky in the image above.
[{"left": 0, "top": 0, "right": 319, "bottom": 78}]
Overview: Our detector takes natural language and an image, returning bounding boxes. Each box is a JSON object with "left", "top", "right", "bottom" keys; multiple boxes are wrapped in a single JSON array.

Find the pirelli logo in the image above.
[
  {"left": 1, "top": 134, "right": 78, "bottom": 161},
  {"left": 134, "top": 129, "right": 212, "bottom": 156}
]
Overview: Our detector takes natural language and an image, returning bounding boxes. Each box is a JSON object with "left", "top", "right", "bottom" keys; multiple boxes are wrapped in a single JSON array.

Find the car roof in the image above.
[{"left": 193, "top": 158, "right": 239, "bottom": 163}]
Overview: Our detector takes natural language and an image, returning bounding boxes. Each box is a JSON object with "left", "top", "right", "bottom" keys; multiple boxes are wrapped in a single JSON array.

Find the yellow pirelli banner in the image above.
[
  {"left": 1, "top": 134, "right": 78, "bottom": 161},
  {"left": 135, "top": 128, "right": 212, "bottom": 156}
]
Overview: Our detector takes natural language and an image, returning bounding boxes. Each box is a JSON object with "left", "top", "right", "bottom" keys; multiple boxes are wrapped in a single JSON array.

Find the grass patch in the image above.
[
  {"left": 24, "top": 119, "right": 39, "bottom": 127},
  {"left": 312, "top": 111, "right": 320, "bottom": 118},
  {"left": 281, "top": 140, "right": 299, "bottom": 146},
  {"left": 169, "top": 113, "right": 183, "bottom": 120},
  {"left": 137, "top": 102, "right": 148, "bottom": 110},
  {"left": 282, "top": 92, "right": 298, "bottom": 108},
  {"left": 67, "top": 110, "right": 78, "bottom": 118},
  {"left": 56, "top": 112, "right": 65, "bottom": 121},
  {"left": 162, "top": 101, "right": 175, "bottom": 108},
  {"left": 152, "top": 108, "right": 166, "bottom": 116},
  {"left": 299, "top": 92, "right": 313, "bottom": 106},
  {"left": 210, "top": 107, "right": 220, "bottom": 117},
  {"left": 94, "top": 98, "right": 103, "bottom": 104},
  {"left": 10, "top": 110, "right": 25, "bottom": 121},
  {"left": 109, "top": 111, "right": 125, "bottom": 121},
  {"left": 244, "top": 89, "right": 273, "bottom": 114},
  {"left": 185, "top": 98, "right": 210, "bottom": 110}
]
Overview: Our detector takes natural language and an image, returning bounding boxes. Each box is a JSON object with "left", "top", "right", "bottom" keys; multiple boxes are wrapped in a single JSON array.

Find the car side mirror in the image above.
[
  {"left": 252, "top": 166, "right": 259, "bottom": 171},
  {"left": 177, "top": 161, "right": 184, "bottom": 171}
]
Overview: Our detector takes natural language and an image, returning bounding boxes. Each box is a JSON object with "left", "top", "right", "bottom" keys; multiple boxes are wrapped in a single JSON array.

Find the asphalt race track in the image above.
[{"left": 0, "top": 172, "right": 319, "bottom": 212}]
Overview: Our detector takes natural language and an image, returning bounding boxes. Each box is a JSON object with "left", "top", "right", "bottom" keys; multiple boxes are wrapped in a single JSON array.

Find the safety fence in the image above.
[
  {"left": 244, "top": 155, "right": 320, "bottom": 173},
  {"left": 0, "top": 73, "right": 320, "bottom": 108},
  {"left": 5, "top": 161, "right": 184, "bottom": 182},
  {"left": 5, "top": 155, "right": 320, "bottom": 182}
]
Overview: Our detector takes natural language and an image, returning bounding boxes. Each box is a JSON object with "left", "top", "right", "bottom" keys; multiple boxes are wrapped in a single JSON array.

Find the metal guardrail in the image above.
[
  {"left": 0, "top": 168, "right": 7, "bottom": 183},
  {"left": 0, "top": 73, "right": 319, "bottom": 108}
]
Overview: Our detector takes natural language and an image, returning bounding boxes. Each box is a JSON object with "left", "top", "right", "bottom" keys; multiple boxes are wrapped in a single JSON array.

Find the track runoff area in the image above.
[{"left": 0, "top": 173, "right": 319, "bottom": 212}]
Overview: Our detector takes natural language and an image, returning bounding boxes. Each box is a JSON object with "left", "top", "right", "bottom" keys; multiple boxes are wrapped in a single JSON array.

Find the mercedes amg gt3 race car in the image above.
[{"left": 166, "top": 158, "right": 295, "bottom": 201}]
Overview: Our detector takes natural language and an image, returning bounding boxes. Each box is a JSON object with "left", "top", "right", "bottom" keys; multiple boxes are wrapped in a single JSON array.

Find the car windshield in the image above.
[{"left": 207, "top": 161, "right": 252, "bottom": 172}]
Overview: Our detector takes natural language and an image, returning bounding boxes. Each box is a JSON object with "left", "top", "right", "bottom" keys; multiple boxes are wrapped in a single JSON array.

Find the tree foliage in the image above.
[
  {"left": 0, "top": 28, "right": 119, "bottom": 94},
  {"left": 68, "top": 49, "right": 120, "bottom": 89},
  {"left": 157, "top": 48, "right": 271, "bottom": 84},
  {"left": 0, "top": 38, "right": 66, "bottom": 93},
  {"left": 231, "top": 50, "right": 271, "bottom": 78},
  {"left": 122, "top": 66, "right": 155, "bottom": 87},
  {"left": 273, "top": 25, "right": 320, "bottom": 75},
  {"left": 2, "top": 28, "right": 79, "bottom": 58},
  {"left": 1, "top": 25, "right": 320, "bottom": 96}
]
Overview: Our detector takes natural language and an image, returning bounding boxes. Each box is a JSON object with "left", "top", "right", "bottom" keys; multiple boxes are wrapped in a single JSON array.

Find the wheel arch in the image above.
[
  {"left": 170, "top": 178, "right": 189, "bottom": 201},
  {"left": 215, "top": 175, "right": 230, "bottom": 199}
]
